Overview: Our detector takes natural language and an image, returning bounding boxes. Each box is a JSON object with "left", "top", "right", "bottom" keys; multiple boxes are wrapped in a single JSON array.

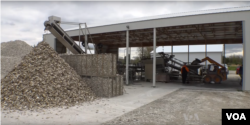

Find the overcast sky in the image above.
[{"left": 1, "top": 1, "right": 248, "bottom": 57}]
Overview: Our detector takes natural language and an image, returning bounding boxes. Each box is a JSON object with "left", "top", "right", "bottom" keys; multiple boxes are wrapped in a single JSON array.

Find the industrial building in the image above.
[{"left": 43, "top": 6, "right": 250, "bottom": 91}]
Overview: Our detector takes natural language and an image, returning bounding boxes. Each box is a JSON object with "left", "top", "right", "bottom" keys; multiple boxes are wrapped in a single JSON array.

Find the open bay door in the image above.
[{"left": 44, "top": 16, "right": 85, "bottom": 54}]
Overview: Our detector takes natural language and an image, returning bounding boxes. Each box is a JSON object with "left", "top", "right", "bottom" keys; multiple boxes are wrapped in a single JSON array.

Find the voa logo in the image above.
[{"left": 226, "top": 113, "right": 246, "bottom": 120}]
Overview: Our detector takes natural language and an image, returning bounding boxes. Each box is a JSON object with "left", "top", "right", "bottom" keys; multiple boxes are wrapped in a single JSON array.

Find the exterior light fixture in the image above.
[{"left": 126, "top": 25, "right": 129, "bottom": 29}]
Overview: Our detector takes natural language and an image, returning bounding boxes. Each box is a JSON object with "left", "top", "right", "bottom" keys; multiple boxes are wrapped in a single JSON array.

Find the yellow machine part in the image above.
[{"left": 200, "top": 57, "right": 227, "bottom": 81}]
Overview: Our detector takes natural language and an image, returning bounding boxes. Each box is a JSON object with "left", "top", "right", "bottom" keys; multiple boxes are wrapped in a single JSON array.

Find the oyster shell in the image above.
[{"left": 1, "top": 41, "right": 96, "bottom": 111}]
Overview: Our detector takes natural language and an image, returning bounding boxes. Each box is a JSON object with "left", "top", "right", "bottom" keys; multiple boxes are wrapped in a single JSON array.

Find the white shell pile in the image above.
[
  {"left": 1, "top": 40, "right": 33, "bottom": 79},
  {"left": 1, "top": 40, "right": 33, "bottom": 57},
  {"left": 1, "top": 41, "right": 96, "bottom": 111}
]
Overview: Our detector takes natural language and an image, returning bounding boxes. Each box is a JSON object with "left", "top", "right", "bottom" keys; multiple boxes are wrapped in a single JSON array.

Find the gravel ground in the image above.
[{"left": 103, "top": 89, "right": 250, "bottom": 125}]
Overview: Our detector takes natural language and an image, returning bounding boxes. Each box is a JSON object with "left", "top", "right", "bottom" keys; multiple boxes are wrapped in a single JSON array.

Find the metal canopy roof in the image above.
[
  {"left": 78, "top": 6, "right": 250, "bottom": 29},
  {"left": 64, "top": 6, "right": 249, "bottom": 48},
  {"left": 71, "top": 21, "right": 242, "bottom": 47}
]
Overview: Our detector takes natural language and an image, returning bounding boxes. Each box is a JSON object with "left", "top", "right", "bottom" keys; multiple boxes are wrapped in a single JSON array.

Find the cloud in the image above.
[
  {"left": 1, "top": 21, "right": 15, "bottom": 26},
  {"left": 1, "top": 1, "right": 250, "bottom": 48},
  {"left": 225, "top": 44, "right": 243, "bottom": 56}
]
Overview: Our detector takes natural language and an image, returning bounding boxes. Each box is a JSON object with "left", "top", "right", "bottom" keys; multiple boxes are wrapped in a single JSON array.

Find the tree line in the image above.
[
  {"left": 222, "top": 55, "right": 243, "bottom": 65},
  {"left": 118, "top": 47, "right": 154, "bottom": 64},
  {"left": 119, "top": 47, "right": 243, "bottom": 65}
]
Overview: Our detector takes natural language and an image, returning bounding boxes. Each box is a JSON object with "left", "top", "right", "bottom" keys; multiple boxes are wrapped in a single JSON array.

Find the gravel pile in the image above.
[
  {"left": 1, "top": 40, "right": 33, "bottom": 57},
  {"left": 1, "top": 57, "right": 22, "bottom": 79},
  {"left": 1, "top": 41, "right": 96, "bottom": 111},
  {"left": 1, "top": 40, "right": 33, "bottom": 79}
]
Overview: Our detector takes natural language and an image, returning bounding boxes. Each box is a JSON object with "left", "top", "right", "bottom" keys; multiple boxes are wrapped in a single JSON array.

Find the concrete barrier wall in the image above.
[
  {"left": 82, "top": 75, "right": 123, "bottom": 98},
  {"left": 60, "top": 54, "right": 117, "bottom": 76},
  {"left": 60, "top": 54, "right": 123, "bottom": 97}
]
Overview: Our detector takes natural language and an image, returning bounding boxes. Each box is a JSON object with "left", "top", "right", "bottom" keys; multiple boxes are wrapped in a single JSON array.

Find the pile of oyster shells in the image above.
[
  {"left": 1, "top": 40, "right": 33, "bottom": 79},
  {"left": 1, "top": 41, "right": 96, "bottom": 111},
  {"left": 1, "top": 40, "right": 33, "bottom": 57}
]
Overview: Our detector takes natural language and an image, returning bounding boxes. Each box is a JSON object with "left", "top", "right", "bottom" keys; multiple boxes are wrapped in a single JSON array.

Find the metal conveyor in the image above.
[
  {"left": 158, "top": 52, "right": 201, "bottom": 75},
  {"left": 44, "top": 16, "right": 84, "bottom": 54}
]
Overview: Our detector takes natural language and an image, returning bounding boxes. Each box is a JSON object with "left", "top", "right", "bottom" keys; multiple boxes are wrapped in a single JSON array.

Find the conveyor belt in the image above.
[
  {"left": 44, "top": 16, "right": 84, "bottom": 54},
  {"left": 158, "top": 52, "right": 201, "bottom": 75}
]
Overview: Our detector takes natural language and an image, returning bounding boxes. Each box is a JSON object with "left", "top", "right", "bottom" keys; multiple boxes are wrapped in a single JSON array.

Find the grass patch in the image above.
[{"left": 228, "top": 65, "right": 238, "bottom": 70}]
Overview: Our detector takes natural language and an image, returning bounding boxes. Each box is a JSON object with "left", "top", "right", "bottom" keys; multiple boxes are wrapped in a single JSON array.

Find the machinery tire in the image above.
[
  {"left": 204, "top": 76, "right": 211, "bottom": 84},
  {"left": 214, "top": 75, "right": 222, "bottom": 84}
]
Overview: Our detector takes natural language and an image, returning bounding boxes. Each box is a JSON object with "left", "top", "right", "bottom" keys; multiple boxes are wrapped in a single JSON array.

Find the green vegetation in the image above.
[
  {"left": 222, "top": 55, "right": 242, "bottom": 71},
  {"left": 222, "top": 55, "right": 243, "bottom": 65},
  {"left": 228, "top": 65, "right": 238, "bottom": 71}
]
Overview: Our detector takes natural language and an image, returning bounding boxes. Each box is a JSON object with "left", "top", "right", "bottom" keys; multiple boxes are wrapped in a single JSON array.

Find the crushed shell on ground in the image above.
[{"left": 1, "top": 41, "right": 96, "bottom": 111}]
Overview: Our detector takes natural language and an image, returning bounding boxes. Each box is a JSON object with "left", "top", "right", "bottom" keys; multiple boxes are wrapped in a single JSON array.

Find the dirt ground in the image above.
[{"left": 103, "top": 89, "right": 250, "bottom": 125}]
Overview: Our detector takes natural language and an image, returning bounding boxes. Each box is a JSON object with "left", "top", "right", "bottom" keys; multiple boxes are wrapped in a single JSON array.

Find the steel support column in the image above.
[
  {"left": 153, "top": 28, "right": 156, "bottom": 87},
  {"left": 188, "top": 45, "right": 190, "bottom": 64},
  {"left": 79, "top": 25, "right": 80, "bottom": 47},
  {"left": 205, "top": 44, "right": 207, "bottom": 66},
  {"left": 85, "top": 27, "right": 88, "bottom": 54},
  {"left": 242, "top": 20, "right": 250, "bottom": 91},
  {"left": 171, "top": 44, "right": 173, "bottom": 71},
  {"left": 141, "top": 46, "right": 143, "bottom": 80},
  {"left": 223, "top": 44, "right": 225, "bottom": 66},
  {"left": 126, "top": 29, "right": 129, "bottom": 85},
  {"left": 142, "top": 46, "right": 143, "bottom": 58},
  {"left": 171, "top": 45, "right": 173, "bottom": 55}
]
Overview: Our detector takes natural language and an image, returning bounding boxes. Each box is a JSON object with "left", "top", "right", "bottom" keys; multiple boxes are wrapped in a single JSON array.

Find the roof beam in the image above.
[
  {"left": 107, "top": 38, "right": 242, "bottom": 47},
  {"left": 195, "top": 25, "right": 207, "bottom": 40}
]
